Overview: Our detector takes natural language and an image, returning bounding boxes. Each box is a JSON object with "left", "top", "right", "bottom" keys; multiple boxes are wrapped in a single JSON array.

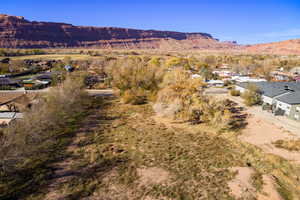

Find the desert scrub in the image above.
[
  {"left": 0, "top": 73, "right": 92, "bottom": 200},
  {"left": 52, "top": 99, "right": 300, "bottom": 200},
  {"left": 70, "top": 100, "right": 248, "bottom": 199},
  {"left": 273, "top": 139, "right": 300, "bottom": 151},
  {"left": 242, "top": 84, "right": 262, "bottom": 106},
  {"left": 154, "top": 69, "right": 242, "bottom": 131},
  {"left": 122, "top": 88, "right": 147, "bottom": 105}
]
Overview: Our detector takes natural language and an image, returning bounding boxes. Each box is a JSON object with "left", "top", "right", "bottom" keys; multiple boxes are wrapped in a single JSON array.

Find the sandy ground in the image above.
[
  {"left": 137, "top": 167, "right": 170, "bottom": 186},
  {"left": 211, "top": 91, "right": 299, "bottom": 199},
  {"left": 213, "top": 93, "right": 300, "bottom": 136},
  {"left": 239, "top": 115, "right": 300, "bottom": 164},
  {"left": 213, "top": 92, "right": 300, "bottom": 163},
  {"left": 227, "top": 167, "right": 282, "bottom": 200},
  {"left": 257, "top": 175, "right": 282, "bottom": 200},
  {"left": 228, "top": 167, "right": 256, "bottom": 199}
]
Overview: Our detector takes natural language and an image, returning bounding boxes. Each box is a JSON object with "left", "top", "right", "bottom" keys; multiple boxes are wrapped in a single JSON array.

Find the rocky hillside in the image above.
[
  {"left": 0, "top": 14, "right": 236, "bottom": 49},
  {"left": 246, "top": 39, "right": 300, "bottom": 55}
]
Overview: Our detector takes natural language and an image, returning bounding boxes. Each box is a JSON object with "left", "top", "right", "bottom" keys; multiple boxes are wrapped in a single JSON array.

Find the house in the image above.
[
  {"left": 236, "top": 82, "right": 287, "bottom": 105},
  {"left": 212, "top": 70, "right": 234, "bottom": 79},
  {"left": 206, "top": 80, "right": 224, "bottom": 87},
  {"left": 0, "top": 112, "right": 23, "bottom": 125},
  {"left": 22, "top": 80, "right": 35, "bottom": 88},
  {"left": 274, "top": 92, "right": 300, "bottom": 121},
  {"left": 0, "top": 93, "right": 34, "bottom": 112},
  {"left": 235, "top": 82, "right": 300, "bottom": 121},
  {"left": 22, "top": 73, "right": 52, "bottom": 89},
  {"left": 0, "top": 93, "right": 29, "bottom": 125},
  {"left": 232, "top": 76, "right": 267, "bottom": 83},
  {"left": 271, "top": 71, "right": 291, "bottom": 81},
  {"left": 0, "top": 78, "right": 20, "bottom": 89},
  {"left": 23, "top": 79, "right": 50, "bottom": 89},
  {"left": 35, "top": 74, "right": 52, "bottom": 82}
]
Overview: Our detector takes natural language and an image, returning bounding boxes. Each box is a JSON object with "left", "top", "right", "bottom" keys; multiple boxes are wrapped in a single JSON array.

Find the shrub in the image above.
[
  {"left": 273, "top": 139, "right": 300, "bottom": 151},
  {"left": 165, "top": 57, "right": 191, "bottom": 70},
  {"left": 122, "top": 89, "right": 147, "bottom": 105},
  {"left": 0, "top": 73, "right": 90, "bottom": 199},
  {"left": 242, "top": 84, "right": 262, "bottom": 106},
  {"left": 230, "top": 89, "right": 240, "bottom": 96},
  {"left": 154, "top": 68, "right": 234, "bottom": 129},
  {"left": 107, "top": 56, "right": 165, "bottom": 104}
]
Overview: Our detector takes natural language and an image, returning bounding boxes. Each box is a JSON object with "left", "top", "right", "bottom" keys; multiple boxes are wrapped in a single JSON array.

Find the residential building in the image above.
[
  {"left": 275, "top": 92, "right": 300, "bottom": 121},
  {"left": 232, "top": 76, "right": 267, "bottom": 83},
  {"left": 206, "top": 80, "right": 224, "bottom": 87},
  {"left": 0, "top": 112, "right": 23, "bottom": 125},
  {"left": 270, "top": 71, "right": 291, "bottom": 81},
  {"left": 0, "top": 78, "right": 20, "bottom": 89},
  {"left": 235, "top": 82, "right": 300, "bottom": 121}
]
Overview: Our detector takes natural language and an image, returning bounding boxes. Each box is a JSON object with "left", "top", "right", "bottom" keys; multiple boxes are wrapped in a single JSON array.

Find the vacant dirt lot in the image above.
[{"left": 240, "top": 114, "right": 300, "bottom": 163}]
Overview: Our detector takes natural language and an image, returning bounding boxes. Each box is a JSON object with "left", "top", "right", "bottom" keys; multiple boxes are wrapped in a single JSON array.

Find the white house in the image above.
[
  {"left": 232, "top": 76, "right": 267, "bottom": 83},
  {"left": 206, "top": 80, "right": 224, "bottom": 87}
]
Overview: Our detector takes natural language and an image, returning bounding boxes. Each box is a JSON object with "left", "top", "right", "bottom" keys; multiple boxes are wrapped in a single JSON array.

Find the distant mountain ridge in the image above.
[
  {"left": 246, "top": 39, "right": 300, "bottom": 55},
  {"left": 4, "top": 13, "right": 299, "bottom": 55},
  {"left": 0, "top": 14, "right": 229, "bottom": 49}
]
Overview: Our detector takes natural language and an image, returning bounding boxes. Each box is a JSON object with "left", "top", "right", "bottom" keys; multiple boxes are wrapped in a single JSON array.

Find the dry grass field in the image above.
[
  {"left": 1, "top": 49, "right": 300, "bottom": 200},
  {"left": 22, "top": 97, "right": 299, "bottom": 200}
]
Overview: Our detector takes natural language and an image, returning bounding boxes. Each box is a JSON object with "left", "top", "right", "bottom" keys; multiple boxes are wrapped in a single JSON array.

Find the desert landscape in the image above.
[{"left": 1, "top": 1, "right": 300, "bottom": 200}]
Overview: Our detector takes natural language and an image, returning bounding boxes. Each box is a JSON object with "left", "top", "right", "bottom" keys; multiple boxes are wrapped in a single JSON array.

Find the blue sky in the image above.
[{"left": 1, "top": 0, "right": 300, "bottom": 44}]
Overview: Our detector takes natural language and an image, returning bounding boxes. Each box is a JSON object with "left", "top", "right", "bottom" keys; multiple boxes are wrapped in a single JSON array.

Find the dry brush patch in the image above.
[
  {"left": 273, "top": 139, "right": 300, "bottom": 152},
  {"left": 18, "top": 98, "right": 299, "bottom": 200},
  {"left": 57, "top": 100, "right": 269, "bottom": 200},
  {"left": 0, "top": 73, "right": 93, "bottom": 200}
]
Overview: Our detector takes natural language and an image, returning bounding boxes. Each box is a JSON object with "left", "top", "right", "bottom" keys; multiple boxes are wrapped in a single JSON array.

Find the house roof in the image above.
[
  {"left": 0, "top": 112, "right": 23, "bottom": 119},
  {"left": 236, "top": 82, "right": 300, "bottom": 98},
  {"left": 207, "top": 80, "right": 224, "bottom": 84},
  {"left": 0, "top": 78, "right": 18, "bottom": 85},
  {"left": 276, "top": 91, "right": 300, "bottom": 105},
  {"left": 35, "top": 74, "right": 52, "bottom": 80}
]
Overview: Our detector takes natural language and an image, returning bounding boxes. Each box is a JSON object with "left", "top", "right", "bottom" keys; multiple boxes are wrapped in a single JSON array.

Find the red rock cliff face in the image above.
[{"left": 0, "top": 14, "right": 217, "bottom": 49}]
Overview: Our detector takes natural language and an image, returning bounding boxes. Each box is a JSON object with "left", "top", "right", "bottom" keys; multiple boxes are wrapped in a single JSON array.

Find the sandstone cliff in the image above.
[{"left": 0, "top": 14, "right": 226, "bottom": 49}]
